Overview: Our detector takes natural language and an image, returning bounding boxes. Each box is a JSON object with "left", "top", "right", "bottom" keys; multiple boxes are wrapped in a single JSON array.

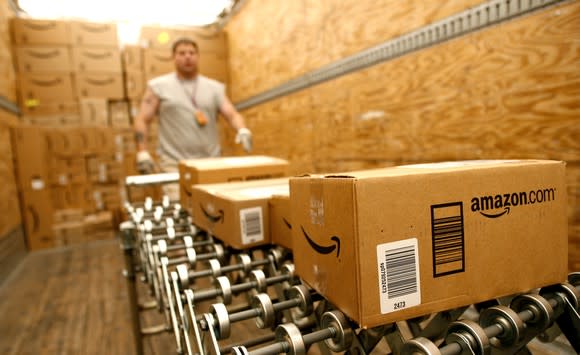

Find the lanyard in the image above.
[{"left": 180, "top": 77, "right": 199, "bottom": 108}]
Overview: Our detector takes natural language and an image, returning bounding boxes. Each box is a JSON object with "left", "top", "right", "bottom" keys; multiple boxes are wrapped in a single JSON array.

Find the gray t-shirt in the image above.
[{"left": 149, "top": 72, "right": 225, "bottom": 165}]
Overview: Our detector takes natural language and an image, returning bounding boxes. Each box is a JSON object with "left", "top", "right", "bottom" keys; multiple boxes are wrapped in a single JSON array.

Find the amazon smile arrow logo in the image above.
[
  {"left": 301, "top": 226, "right": 341, "bottom": 258},
  {"left": 480, "top": 207, "right": 510, "bottom": 219},
  {"left": 200, "top": 204, "right": 224, "bottom": 223}
]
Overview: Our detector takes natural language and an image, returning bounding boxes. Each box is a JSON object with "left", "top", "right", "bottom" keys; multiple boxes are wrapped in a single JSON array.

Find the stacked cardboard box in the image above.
[
  {"left": 52, "top": 208, "right": 85, "bottom": 246},
  {"left": 0, "top": 1, "right": 16, "bottom": 102},
  {"left": 139, "top": 25, "right": 228, "bottom": 83},
  {"left": 12, "top": 18, "right": 79, "bottom": 125},
  {"left": 70, "top": 20, "right": 123, "bottom": 100},
  {"left": 11, "top": 125, "right": 125, "bottom": 250}
]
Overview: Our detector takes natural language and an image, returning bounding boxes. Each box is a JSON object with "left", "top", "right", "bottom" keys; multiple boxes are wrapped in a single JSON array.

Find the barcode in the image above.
[
  {"left": 377, "top": 238, "right": 421, "bottom": 313},
  {"left": 385, "top": 246, "right": 418, "bottom": 298},
  {"left": 240, "top": 207, "right": 264, "bottom": 244},
  {"left": 431, "top": 202, "right": 465, "bottom": 277}
]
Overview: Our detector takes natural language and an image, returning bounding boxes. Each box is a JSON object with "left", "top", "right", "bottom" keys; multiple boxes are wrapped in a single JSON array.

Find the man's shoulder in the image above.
[
  {"left": 198, "top": 75, "right": 224, "bottom": 90},
  {"left": 149, "top": 72, "right": 176, "bottom": 86}
]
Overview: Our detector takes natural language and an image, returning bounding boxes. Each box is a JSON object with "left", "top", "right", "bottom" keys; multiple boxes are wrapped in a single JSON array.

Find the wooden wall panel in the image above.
[
  {"left": 226, "top": 0, "right": 485, "bottom": 102},
  {"left": 0, "top": 0, "right": 17, "bottom": 102},
  {"left": 225, "top": 2, "right": 580, "bottom": 269}
]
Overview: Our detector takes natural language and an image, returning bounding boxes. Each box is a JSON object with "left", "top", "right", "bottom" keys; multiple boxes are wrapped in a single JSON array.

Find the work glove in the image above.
[
  {"left": 235, "top": 128, "right": 253, "bottom": 153},
  {"left": 136, "top": 151, "right": 155, "bottom": 174}
]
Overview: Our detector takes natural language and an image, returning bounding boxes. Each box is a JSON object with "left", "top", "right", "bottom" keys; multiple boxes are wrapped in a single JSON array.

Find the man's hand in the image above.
[
  {"left": 235, "top": 128, "right": 253, "bottom": 153},
  {"left": 136, "top": 151, "right": 155, "bottom": 174}
]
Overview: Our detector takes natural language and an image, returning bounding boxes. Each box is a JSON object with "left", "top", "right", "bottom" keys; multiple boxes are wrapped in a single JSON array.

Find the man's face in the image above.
[{"left": 173, "top": 43, "right": 199, "bottom": 75}]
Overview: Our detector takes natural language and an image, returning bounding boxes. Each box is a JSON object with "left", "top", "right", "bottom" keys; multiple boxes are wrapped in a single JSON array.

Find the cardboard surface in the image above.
[
  {"left": 80, "top": 98, "right": 109, "bottom": 126},
  {"left": 124, "top": 71, "right": 145, "bottom": 99},
  {"left": 21, "top": 188, "right": 54, "bottom": 250},
  {"left": 192, "top": 178, "right": 290, "bottom": 249},
  {"left": 269, "top": 193, "right": 292, "bottom": 250},
  {"left": 18, "top": 72, "right": 75, "bottom": 104},
  {"left": 72, "top": 47, "right": 122, "bottom": 72},
  {"left": 69, "top": 21, "right": 118, "bottom": 46},
  {"left": 121, "top": 45, "right": 143, "bottom": 72},
  {"left": 12, "top": 18, "right": 71, "bottom": 45},
  {"left": 178, "top": 155, "right": 289, "bottom": 212},
  {"left": 143, "top": 48, "right": 173, "bottom": 78},
  {"left": 75, "top": 73, "right": 124, "bottom": 99},
  {"left": 20, "top": 101, "right": 79, "bottom": 117},
  {"left": 16, "top": 46, "right": 72, "bottom": 72},
  {"left": 11, "top": 126, "right": 49, "bottom": 192},
  {"left": 290, "top": 160, "right": 568, "bottom": 328}
]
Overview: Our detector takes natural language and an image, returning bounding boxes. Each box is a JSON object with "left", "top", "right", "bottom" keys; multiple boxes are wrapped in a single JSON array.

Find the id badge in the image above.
[{"left": 195, "top": 110, "right": 208, "bottom": 126}]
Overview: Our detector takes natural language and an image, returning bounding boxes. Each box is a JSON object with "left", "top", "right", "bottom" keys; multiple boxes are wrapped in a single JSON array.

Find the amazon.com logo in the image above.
[{"left": 471, "top": 187, "right": 556, "bottom": 218}]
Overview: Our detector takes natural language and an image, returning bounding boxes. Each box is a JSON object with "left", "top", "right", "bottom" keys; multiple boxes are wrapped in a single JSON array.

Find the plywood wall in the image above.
[
  {"left": 226, "top": 0, "right": 485, "bottom": 102},
  {"left": 223, "top": 1, "right": 580, "bottom": 270}
]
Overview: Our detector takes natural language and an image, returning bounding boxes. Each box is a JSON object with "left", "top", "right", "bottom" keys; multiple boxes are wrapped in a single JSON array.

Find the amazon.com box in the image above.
[
  {"left": 269, "top": 193, "right": 292, "bottom": 250},
  {"left": 290, "top": 160, "right": 567, "bottom": 328},
  {"left": 178, "top": 155, "right": 289, "bottom": 213},
  {"left": 192, "top": 178, "right": 289, "bottom": 249}
]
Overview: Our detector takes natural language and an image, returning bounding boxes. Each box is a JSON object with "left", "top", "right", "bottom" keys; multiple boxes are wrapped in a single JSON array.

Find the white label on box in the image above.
[
  {"left": 377, "top": 238, "right": 421, "bottom": 314},
  {"left": 240, "top": 207, "right": 264, "bottom": 245},
  {"left": 31, "top": 178, "right": 45, "bottom": 190}
]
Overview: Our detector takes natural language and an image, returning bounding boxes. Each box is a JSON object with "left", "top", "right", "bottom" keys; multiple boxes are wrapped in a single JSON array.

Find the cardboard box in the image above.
[
  {"left": 52, "top": 221, "right": 84, "bottom": 246},
  {"left": 16, "top": 46, "right": 72, "bottom": 72},
  {"left": 124, "top": 71, "right": 145, "bottom": 99},
  {"left": 72, "top": 47, "right": 122, "bottom": 72},
  {"left": 290, "top": 160, "right": 568, "bottom": 328},
  {"left": 108, "top": 100, "right": 131, "bottom": 128},
  {"left": 49, "top": 157, "right": 87, "bottom": 186},
  {"left": 143, "top": 48, "right": 173, "bottom": 78},
  {"left": 139, "top": 26, "right": 181, "bottom": 49},
  {"left": 21, "top": 188, "right": 54, "bottom": 250},
  {"left": 21, "top": 115, "right": 82, "bottom": 127},
  {"left": 18, "top": 73, "right": 75, "bottom": 104},
  {"left": 20, "top": 101, "right": 79, "bottom": 117},
  {"left": 269, "top": 193, "right": 292, "bottom": 250},
  {"left": 75, "top": 72, "right": 124, "bottom": 99},
  {"left": 122, "top": 45, "right": 143, "bottom": 72},
  {"left": 79, "top": 98, "right": 109, "bottom": 126},
  {"left": 178, "top": 155, "right": 289, "bottom": 211},
  {"left": 11, "top": 18, "right": 71, "bottom": 45},
  {"left": 11, "top": 126, "right": 49, "bottom": 192},
  {"left": 192, "top": 178, "right": 290, "bottom": 249},
  {"left": 70, "top": 21, "right": 117, "bottom": 46},
  {"left": 46, "top": 128, "right": 85, "bottom": 157},
  {"left": 181, "top": 29, "right": 227, "bottom": 54}
]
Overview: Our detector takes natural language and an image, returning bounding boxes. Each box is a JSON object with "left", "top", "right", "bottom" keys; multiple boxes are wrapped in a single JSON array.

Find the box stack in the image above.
[
  {"left": 71, "top": 20, "right": 123, "bottom": 100},
  {"left": 0, "top": 1, "right": 16, "bottom": 102},
  {"left": 52, "top": 208, "right": 85, "bottom": 246},
  {"left": 12, "top": 18, "right": 79, "bottom": 126},
  {"left": 11, "top": 125, "right": 124, "bottom": 250},
  {"left": 139, "top": 25, "right": 228, "bottom": 83}
]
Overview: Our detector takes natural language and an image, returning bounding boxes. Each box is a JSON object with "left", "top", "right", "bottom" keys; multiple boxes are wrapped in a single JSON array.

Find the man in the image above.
[{"left": 134, "top": 38, "right": 252, "bottom": 176}]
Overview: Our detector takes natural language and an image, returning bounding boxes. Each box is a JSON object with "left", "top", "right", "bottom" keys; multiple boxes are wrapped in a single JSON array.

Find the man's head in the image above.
[{"left": 172, "top": 38, "right": 199, "bottom": 78}]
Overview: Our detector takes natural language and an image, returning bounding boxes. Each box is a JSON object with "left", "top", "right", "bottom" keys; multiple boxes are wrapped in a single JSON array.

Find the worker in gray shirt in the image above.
[{"left": 134, "top": 37, "right": 252, "bottom": 176}]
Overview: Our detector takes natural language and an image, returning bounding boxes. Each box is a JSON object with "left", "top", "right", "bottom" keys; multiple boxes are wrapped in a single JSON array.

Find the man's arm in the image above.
[
  {"left": 134, "top": 87, "right": 160, "bottom": 152},
  {"left": 219, "top": 95, "right": 246, "bottom": 131},
  {"left": 219, "top": 96, "right": 253, "bottom": 152}
]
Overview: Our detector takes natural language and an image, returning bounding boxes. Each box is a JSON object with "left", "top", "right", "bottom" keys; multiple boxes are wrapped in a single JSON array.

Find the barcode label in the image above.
[
  {"left": 240, "top": 207, "right": 264, "bottom": 244},
  {"left": 377, "top": 238, "right": 420, "bottom": 314},
  {"left": 431, "top": 202, "right": 465, "bottom": 277}
]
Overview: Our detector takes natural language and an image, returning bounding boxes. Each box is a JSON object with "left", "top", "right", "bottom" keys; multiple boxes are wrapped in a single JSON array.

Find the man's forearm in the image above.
[{"left": 134, "top": 117, "right": 149, "bottom": 152}]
